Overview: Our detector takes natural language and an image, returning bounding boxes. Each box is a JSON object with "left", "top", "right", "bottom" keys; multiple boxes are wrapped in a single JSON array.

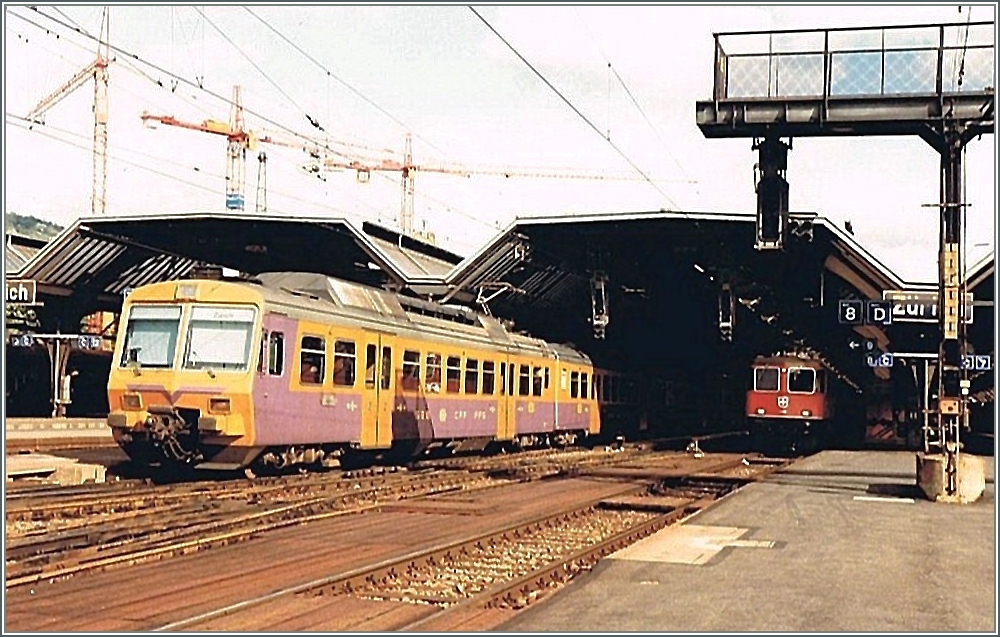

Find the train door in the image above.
[
  {"left": 500, "top": 354, "right": 516, "bottom": 439},
  {"left": 497, "top": 353, "right": 514, "bottom": 440},
  {"left": 361, "top": 333, "right": 394, "bottom": 449}
]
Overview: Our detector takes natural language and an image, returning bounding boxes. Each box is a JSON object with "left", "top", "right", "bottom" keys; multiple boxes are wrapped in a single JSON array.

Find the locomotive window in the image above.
[
  {"left": 333, "top": 340, "right": 356, "bottom": 386},
  {"left": 788, "top": 368, "right": 816, "bottom": 393},
  {"left": 268, "top": 332, "right": 284, "bottom": 376},
  {"left": 365, "top": 344, "right": 377, "bottom": 389},
  {"left": 380, "top": 346, "right": 392, "bottom": 390},
  {"left": 754, "top": 367, "right": 780, "bottom": 392},
  {"left": 446, "top": 356, "right": 461, "bottom": 393},
  {"left": 465, "top": 358, "right": 479, "bottom": 394},
  {"left": 425, "top": 353, "right": 442, "bottom": 392},
  {"left": 483, "top": 361, "right": 496, "bottom": 395},
  {"left": 518, "top": 365, "right": 530, "bottom": 396},
  {"left": 570, "top": 371, "right": 580, "bottom": 399},
  {"left": 401, "top": 350, "right": 420, "bottom": 391},
  {"left": 120, "top": 305, "right": 183, "bottom": 369},
  {"left": 300, "top": 336, "right": 326, "bottom": 385},
  {"left": 532, "top": 366, "right": 543, "bottom": 397},
  {"left": 184, "top": 306, "right": 257, "bottom": 371}
]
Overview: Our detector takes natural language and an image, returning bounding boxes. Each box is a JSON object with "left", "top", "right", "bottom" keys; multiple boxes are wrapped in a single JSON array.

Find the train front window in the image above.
[
  {"left": 788, "top": 368, "right": 816, "bottom": 393},
  {"left": 182, "top": 306, "right": 256, "bottom": 371},
  {"left": 120, "top": 305, "right": 182, "bottom": 368},
  {"left": 754, "top": 367, "right": 780, "bottom": 392}
]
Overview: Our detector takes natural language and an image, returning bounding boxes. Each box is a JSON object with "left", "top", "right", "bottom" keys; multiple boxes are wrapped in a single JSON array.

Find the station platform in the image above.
[
  {"left": 4, "top": 451, "right": 110, "bottom": 484},
  {"left": 499, "top": 450, "right": 996, "bottom": 633},
  {"left": 5, "top": 417, "right": 115, "bottom": 452}
]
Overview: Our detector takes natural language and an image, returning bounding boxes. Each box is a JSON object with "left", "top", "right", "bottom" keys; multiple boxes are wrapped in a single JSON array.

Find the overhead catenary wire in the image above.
[
  {"left": 8, "top": 7, "right": 389, "bottom": 169},
  {"left": 193, "top": 6, "right": 320, "bottom": 131},
  {"left": 5, "top": 112, "right": 382, "bottom": 221},
  {"left": 468, "top": 6, "right": 679, "bottom": 211},
  {"left": 571, "top": 8, "right": 696, "bottom": 186},
  {"left": 242, "top": 6, "right": 448, "bottom": 157}
]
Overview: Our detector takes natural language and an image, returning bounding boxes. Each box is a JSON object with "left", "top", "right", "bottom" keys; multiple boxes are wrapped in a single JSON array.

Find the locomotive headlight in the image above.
[
  {"left": 209, "top": 397, "right": 232, "bottom": 414},
  {"left": 756, "top": 408, "right": 765, "bottom": 415},
  {"left": 801, "top": 409, "right": 811, "bottom": 417},
  {"left": 122, "top": 393, "right": 142, "bottom": 410}
]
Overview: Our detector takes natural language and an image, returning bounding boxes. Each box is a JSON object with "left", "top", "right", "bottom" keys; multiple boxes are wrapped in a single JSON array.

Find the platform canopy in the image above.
[{"left": 5, "top": 212, "right": 461, "bottom": 325}]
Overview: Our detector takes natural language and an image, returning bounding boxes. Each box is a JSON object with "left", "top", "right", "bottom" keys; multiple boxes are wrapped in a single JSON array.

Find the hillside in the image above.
[{"left": 5, "top": 212, "right": 64, "bottom": 241}]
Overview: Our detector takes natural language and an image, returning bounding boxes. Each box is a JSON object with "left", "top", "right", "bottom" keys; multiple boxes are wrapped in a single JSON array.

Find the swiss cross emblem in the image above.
[{"left": 777, "top": 395, "right": 789, "bottom": 409}]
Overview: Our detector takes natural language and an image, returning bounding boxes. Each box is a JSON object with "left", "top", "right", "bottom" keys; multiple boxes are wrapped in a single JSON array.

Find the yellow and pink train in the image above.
[{"left": 107, "top": 273, "right": 619, "bottom": 476}]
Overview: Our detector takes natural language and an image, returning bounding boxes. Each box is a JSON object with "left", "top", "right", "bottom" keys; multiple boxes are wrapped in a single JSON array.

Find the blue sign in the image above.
[
  {"left": 975, "top": 355, "right": 992, "bottom": 371},
  {"left": 838, "top": 299, "right": 863, "bottom": 325},
  {"left": 10, "top": 333, "right": 35, "bottom": 348},
  {"left": 866, "top": 352, "right": 894, "bottom": 368},
  {"left": 77, "top": 335, "right": 102, "bottom": 350}
]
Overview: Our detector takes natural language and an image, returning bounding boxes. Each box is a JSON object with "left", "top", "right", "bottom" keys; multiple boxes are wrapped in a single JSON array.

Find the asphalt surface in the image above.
[{"left": 498, "top": 450, "right": 996, "bottom": 633}]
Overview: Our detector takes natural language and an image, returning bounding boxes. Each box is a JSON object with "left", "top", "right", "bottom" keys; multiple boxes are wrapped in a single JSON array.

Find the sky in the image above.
[{"left": 3, "top": 3, "right": 997, "bottom": 283}]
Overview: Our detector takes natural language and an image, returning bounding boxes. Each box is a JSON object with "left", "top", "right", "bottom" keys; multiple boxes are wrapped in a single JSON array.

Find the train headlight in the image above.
[
  {"left": 756, "top": 408, "right": 765, "bottom": 415},
  {"left": 801, "top": 409, "right": 811, "bottom": 417},
  {"left": 209, "top": 397, "right": 232, "bottom": 414},
  {"left": 122, "top": 393, "right": 142, "bottom": 410}
]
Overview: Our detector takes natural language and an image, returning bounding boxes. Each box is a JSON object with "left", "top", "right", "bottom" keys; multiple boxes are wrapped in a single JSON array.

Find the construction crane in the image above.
[
  {"left": 141, "top": 84, "right": 370, "bottom": 211},
  {"left": 26, "top": 6, "right": 112, "bottom": 215},
  {"left": 309, "top": 133, "right": 666, "bottom": 239},
  {"left": 141, "top": 85, "right": 254, "bottom": 210}
]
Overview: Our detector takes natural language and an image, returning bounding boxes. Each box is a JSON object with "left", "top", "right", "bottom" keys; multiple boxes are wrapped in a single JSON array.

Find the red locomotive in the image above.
[{"left": 745, "top": 354, "right": 834, "bottom": 454}]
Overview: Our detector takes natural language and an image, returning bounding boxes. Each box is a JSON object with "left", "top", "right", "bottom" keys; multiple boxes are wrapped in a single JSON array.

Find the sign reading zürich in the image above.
[
  {"left": 882, "top": 290, "right": 974, "bottom": 324},
  {"left": 5, "top": 279, "right": 37, "bottom": 305}
]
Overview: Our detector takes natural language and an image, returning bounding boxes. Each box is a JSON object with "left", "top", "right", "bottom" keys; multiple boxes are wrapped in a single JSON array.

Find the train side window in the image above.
[
  {"left": 268, "top": 332, "right": 284, "bottom": 376},
  {"left": 754, "top": 367, "right": 780, "bottom": 392},
  {"left": 446, "top": 356, "right": 461, "bottom": 393},
  {"left": 483, "top": 361, "right": 496, "bottom": 395},
  {"left": 788, "top": 368, "right": 815, "bottom": 393},
  {"left": 333, "top": 340, "right": 356, "bottom": 386},
  {"left": 532, "top": 366, "right": 543, "bottom": 397},
  {"left": 300, "top": 336, "right": 325, "bottom": 385},
  {"left": 498, "top": 362, "right": 506, "bottom": 395},
  {"left": 465, "top": 358, "right": 479, "bottom": 394},
  {"left": 365, "top": 344, "right": 377, "bottom": 389},
  {"left": 380, "top": 346, "right": 392, "bottom": 390},
  {"left": 570, "top": 371, "right": 580, "bottom": 399},
  {"left": 402, "top": 350, "right": 420, "bottom": 391},
  {"left": 544, "top": 367, "right": 550, "bottom": 390},
  {"left": 581, "top": 372, "right": 589, "bottom": 400},
  {"left": 258, "top": 333, "right": 266, "bottom": 373},
  {"left": 507, "top": 362, "right": 515, "bottom": 396},
  {"left": 426, "top": 353, "right": 442, "bottom": 393},
  {"left": 560, "top": 369, "right": 568, "bottom": 391},
  {"left": 518, "top": 364, "right": 530, "bottom": 396}
]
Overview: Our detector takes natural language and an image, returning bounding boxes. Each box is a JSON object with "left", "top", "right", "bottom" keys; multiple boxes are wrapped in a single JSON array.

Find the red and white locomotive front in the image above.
[{"left": 746, "top": 356, "right": 828, "bottom": 421}]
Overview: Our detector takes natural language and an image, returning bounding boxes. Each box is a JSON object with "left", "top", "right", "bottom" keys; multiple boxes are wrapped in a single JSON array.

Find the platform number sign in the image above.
[
  {"left": 962, "top": 355, "right": 992, "bottom": 371},
  {"left": 865, "top": 301, "right": 892, "bottom": 326},
  {"left": 9, "top": 333, "right": 35, "bottom": 348},
  {"left": 77, "top": 335, "right": 102, "bottom": 350},
  {"left": 838, "top": 300, "right": 864, "bottom": 325}
]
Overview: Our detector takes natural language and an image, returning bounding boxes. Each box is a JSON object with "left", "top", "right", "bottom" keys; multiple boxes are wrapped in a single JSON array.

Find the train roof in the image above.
[
  {"left": 248, "top": 272, "right": 591, "bottom": 364},
  {"left": 751, "top": 354, "right": 825, "bottom": 368}
]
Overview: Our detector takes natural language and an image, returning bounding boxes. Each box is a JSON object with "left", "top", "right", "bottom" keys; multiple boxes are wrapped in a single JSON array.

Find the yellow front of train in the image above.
[{"left": 107, "top": 279, "right": 264, "bottom": 470}]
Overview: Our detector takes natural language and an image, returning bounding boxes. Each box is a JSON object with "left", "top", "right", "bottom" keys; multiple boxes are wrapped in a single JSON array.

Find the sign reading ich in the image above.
[{"left": 5, "top": 279, "right": 37, "bottom": 305}]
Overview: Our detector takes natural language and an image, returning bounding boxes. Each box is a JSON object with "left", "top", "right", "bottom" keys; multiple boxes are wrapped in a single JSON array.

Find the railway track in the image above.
[
  {"left": 146, "top": 455, "right": 787, "bottom": 632},
  {"left": 4, "top": 445, "right": 659, "bottom": 588}
]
